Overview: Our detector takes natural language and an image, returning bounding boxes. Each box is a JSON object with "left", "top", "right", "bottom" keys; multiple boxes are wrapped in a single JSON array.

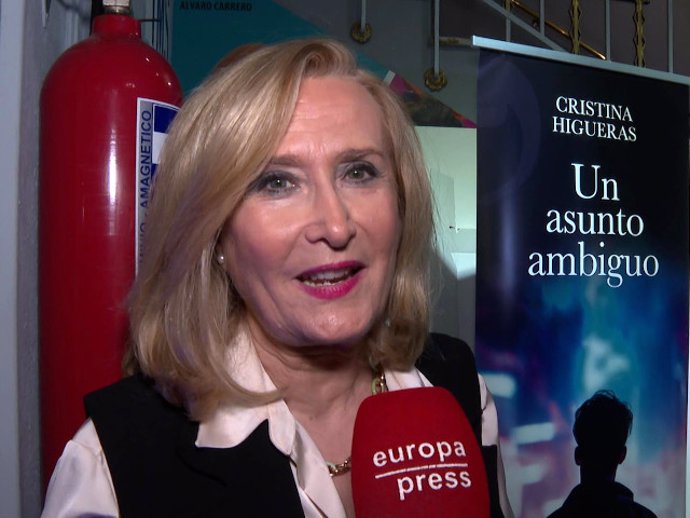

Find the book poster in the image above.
[{"left": 476, "top": 50, "right": 689, "bottom": 518}]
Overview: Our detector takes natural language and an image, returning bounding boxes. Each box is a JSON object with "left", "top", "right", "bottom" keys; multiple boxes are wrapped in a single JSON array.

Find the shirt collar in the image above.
[
  {"left": 195, "top": 335, "right": 432, "bottom": 517},
  {"left": 196, "top": 330, "right": 295, "bottom": 456},
  {"left": 197, "top": 335, "right": 433, "bottom": 452}
]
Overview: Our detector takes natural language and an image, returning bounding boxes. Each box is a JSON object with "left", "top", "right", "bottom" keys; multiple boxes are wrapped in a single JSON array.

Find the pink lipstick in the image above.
[{"left": 297, "top": 262, "right": 363, "bottom": 300}]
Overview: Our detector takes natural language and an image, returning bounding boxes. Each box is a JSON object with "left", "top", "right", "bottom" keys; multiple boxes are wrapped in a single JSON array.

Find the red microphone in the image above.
[{"left": 351, "top": 387, "right": 490, "bottom": 517}]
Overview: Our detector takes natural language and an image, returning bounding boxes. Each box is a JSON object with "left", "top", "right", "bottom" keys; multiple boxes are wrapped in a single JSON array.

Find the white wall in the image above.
[
  {"left": 0, "top": 1, "right": 89, "bottom": 516},
  {"left": 0, "top": 1, "right": 25, "bottom": 515}
]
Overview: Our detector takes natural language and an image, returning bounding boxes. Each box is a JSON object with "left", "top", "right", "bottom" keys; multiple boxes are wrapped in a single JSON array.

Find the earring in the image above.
[{"left": 216, "top": 253, "right": 225, "bottom": 265}]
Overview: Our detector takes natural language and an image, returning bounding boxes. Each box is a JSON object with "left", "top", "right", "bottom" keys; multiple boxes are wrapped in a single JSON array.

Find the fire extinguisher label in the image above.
[{"left": 135, "top": 98, "right": 180, "bottom": 271}]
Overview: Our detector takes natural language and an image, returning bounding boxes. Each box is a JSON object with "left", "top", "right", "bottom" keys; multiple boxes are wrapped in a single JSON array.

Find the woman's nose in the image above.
[{"left": 304, "top": 182, "right": 356, "bottom": 249}]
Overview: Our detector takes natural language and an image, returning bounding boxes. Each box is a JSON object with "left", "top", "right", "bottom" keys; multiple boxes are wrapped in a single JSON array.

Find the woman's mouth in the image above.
[
  {"left": 297, "top": 263, "right": 364, "bottom": 299},
  {"left": 298, "top": 266, "right": 361, "bottom": 286}
]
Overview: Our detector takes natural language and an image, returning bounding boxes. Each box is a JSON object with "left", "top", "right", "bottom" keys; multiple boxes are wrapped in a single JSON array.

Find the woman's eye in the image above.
[
  {"left": 344, "top": 163, "right": 379, "bottom": 182},
  {"left": 251, "top": 172, "right": 296, "bottom": 196}
]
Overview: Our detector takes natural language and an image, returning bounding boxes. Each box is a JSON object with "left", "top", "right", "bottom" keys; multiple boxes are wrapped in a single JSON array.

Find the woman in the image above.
[{"left": 43, "top": 38, "right": 512, "bottom": 517}]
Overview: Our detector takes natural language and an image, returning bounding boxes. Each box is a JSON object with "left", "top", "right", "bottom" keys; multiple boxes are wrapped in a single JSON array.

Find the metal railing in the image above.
[
  {"left": 351, "top": 0, "right": 679, "bottom": 92},
  {"left": 485, "top": 0, "right": 658, "bottom": 67},
  {"left": 505, "top": 0, "right": 605, "bottom": 60}
]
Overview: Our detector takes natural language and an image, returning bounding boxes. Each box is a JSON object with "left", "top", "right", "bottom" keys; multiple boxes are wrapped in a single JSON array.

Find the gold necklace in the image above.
[
  {"left": 326, "top": 365, "right": 387, "bottom": 477},
  {"left": 326, "top": 457, "right": 352, "bottom": 477},
  {"left": 371, "top": 364, "right": 388, "bottom": 395}
]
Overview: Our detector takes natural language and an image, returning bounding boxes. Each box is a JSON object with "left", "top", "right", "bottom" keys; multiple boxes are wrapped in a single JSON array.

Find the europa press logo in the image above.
[{"left": 351, "top": 387, "right": 490, "bottom": 517}]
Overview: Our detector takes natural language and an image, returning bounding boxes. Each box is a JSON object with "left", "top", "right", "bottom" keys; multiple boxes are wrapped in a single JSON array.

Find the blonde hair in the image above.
[{"left": 126, "top": 38, "right": 433, "bottom": 418}]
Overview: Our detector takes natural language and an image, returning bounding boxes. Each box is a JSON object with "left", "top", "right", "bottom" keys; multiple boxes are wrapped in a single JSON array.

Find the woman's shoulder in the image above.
[
  {"left": 42, "top": 420, "right": 118, "bottom": 518},
  {"left": 86, "top": 373, "right": 158, "bottom": 400},
  {"left": 85, "top": 374, "right": 182, "bottom": 418},
  {"left": 85, "top": 374, "right": 192, "bottom": 457},
  {"left": 418, "top": 332, "right": 478, "bottom": 381},
  {"left": 424, "top": 333, "right": 475, "bottom": 360},
  {"left": 71, "top": 419, "right": 104, "bottom": 451}
]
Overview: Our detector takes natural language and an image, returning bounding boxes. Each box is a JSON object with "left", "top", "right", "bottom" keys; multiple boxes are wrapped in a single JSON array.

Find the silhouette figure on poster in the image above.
[{"left": 547, "top": 390, "right": 656, "bottom": 518}]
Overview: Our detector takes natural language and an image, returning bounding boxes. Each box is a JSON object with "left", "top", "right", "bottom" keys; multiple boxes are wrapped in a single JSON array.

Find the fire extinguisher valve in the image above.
[{"left": 103, "top": 0, "right": 131, "bottom": 15}]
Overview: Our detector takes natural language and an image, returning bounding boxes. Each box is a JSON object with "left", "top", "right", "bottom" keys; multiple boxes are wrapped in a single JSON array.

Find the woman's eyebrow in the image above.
[
  {"left": 337, "top": 148, "right": 387, "bottom": 162},
  {"left": 264, "top": 154, "right": 302, "bottom": 168},
  {"left": 267, "top": 147, "right": 387, "bottom": 167}
]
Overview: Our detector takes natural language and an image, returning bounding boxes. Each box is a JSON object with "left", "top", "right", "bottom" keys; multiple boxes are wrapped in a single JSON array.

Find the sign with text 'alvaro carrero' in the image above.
[{"left": 475, "top": 49, "right": 689, "bottom": 518}]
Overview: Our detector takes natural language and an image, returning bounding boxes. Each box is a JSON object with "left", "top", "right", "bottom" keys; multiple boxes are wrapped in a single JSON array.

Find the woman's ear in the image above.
[{"left": 214, "top": 229, "right": 227, "bottom": 267}]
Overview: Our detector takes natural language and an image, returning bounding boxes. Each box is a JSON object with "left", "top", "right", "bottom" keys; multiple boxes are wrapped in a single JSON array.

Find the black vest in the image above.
[{"left": 85, "top": 333, "right": 504, "bottom": 517}]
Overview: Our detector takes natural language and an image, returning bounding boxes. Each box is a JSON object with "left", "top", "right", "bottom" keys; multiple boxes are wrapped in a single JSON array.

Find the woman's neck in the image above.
[
  {"left": 252, "top": 332, "right": 371, "bottom": 416},
  {"left": 248, "top": 321, "right": 372, "bottom": 517}
]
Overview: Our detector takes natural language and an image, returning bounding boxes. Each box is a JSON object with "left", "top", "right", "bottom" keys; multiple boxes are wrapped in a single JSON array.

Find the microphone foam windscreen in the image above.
[{"left": 351, "top": 387, "right": 490, "bottom": 518}]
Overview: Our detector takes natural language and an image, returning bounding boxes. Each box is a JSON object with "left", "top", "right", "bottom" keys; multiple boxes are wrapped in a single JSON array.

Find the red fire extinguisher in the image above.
[{"left": 39, "top": 0, "right": 182, "bottom": 486}]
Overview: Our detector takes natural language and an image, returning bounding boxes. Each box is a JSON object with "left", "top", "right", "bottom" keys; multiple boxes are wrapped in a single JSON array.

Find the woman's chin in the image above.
[{"left": 281, "top": 325, "right": 373, "bottom": 354}]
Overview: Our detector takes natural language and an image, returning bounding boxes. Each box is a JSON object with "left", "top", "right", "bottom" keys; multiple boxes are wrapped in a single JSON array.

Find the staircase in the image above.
[{"left": 437, "top": 0, "right": 688, "bottom": 78}]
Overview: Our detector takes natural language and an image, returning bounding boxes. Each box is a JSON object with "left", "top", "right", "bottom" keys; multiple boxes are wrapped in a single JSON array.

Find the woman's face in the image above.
[{"left": 220, "top": 75, "right": 401, "bottom": 349}]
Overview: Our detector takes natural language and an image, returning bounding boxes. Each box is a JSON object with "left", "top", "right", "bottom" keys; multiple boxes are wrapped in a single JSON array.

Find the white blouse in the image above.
[{"left": 42, "top": 336, "right": 513, "bottom": 518}]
